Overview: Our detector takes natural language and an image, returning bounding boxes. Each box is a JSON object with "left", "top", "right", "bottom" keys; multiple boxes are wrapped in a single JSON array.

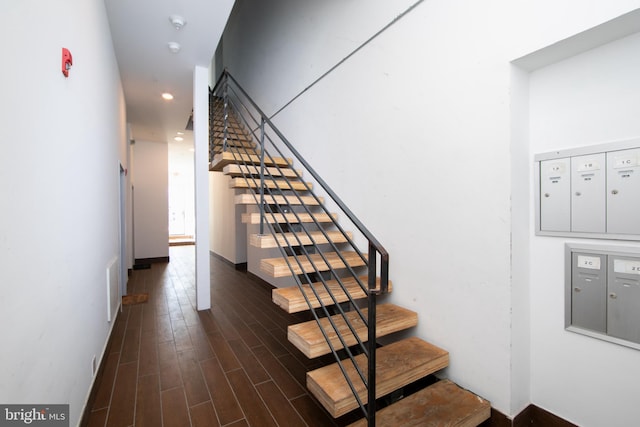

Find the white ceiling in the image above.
[{"left": 104, "top": 0, "right": 235, "bottom": 149}]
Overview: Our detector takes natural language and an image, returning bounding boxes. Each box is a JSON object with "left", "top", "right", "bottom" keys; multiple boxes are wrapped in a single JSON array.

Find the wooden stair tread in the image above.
[
  {"left": 223, "top": 164, "right": 301, "bottom": 178},
  {"left": 211, "top": 146, "right": 256, "bottom": 155},
  {"left": 209, "top": 152, "right": 292, "bottom": 171},
  {"left": 212, "top": 126, "right": 250, "bottom": 134},
  {"left": 287, "top": 303, "right": 417, "bottom": 358},
  {"left": 212, "top": 138, "right": 255, "bottom": 148},
  {"left": 251, "top": 230, "right": 353, "bottom": 249},
  {"left": 348, "top": 379, "right": 491, "bottom": 427},
  {"left": 307, "top": 337, "right": 449, "bottom": 417},
  {"left": 230, "top": 177, "right": 312, "bottom": 191},
  {"left": 272, "top": 275, "right": 391, "bottom": 313},
  {"left": 242, "top": 212, "right": 337, "bottom": 225},
  {"left": 261, "top": 251, "right": 364, "bottom": 278},
  {"left": 235, "top": 194, "right": 323, "bottom": 206}
]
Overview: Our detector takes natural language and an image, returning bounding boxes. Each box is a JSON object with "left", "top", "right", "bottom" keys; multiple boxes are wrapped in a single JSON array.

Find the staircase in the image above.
[{"left": 209, "top": 70, "right": 491, "bottom": 426}]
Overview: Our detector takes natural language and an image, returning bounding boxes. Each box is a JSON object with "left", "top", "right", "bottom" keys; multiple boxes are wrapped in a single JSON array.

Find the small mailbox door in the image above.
[
  {"left": 540, "top": 158, "right": 571, "bottom": 232},
  {"left": 571, "top": 252, "right": 607, "bottom": 333},
  {"left": 608, "top": 256, "right": 640, "bottom": 344},
  {"left": 571, "top": 153, "right": 606, "bottom": 233},
  {"left": 607, "top": 148, "right": 640, "bottom": 234}
]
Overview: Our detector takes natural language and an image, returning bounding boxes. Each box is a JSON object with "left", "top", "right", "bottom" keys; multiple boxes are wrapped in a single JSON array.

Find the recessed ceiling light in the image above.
[
  {"left": 174, "top": 136, "right": 184, "bottom": 141},
  {"left": 167, "top": 42, "right": 181, "bottom": 53},
  {"left": 176, "top": 131, "right": 184, "bottom": 135},
  {"left": 162, "top": 92, "right": 174, "bottom": 100}
]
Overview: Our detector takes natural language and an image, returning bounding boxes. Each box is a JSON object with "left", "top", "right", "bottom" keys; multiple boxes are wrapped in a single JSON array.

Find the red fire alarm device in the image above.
[{"left": 62, "top": 48, "right": 73, "bottom": 77}]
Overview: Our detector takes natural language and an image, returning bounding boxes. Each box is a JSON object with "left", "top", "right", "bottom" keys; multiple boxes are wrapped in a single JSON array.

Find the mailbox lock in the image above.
[
  {"left": 544, "top": 193, "right": 550, "bottom": 198},
  {"left": 574, "top": 287, "right": 581, "bottom": 292},
  {"left": 609, "top": 292, "right": 618, "bottom": 299},
  {"left": 575, "top": 191, "right": 581, "bottom": 196},
  {"left": 611, "top": 189, "right": 619, "bottom": 195}
]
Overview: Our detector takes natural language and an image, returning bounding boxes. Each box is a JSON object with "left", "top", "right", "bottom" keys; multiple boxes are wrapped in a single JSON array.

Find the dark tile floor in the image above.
[{"left": 84, "top": 245, "right": 357, "bottom": 427}]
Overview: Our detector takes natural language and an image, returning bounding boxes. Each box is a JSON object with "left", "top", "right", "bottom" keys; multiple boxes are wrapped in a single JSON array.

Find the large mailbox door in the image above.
[
  {"left": 540, "top": 158, "right": 571, "bottom": 231},
  {"left": 571, "top": 252, "right": 607, "bottom": 333},
  {"left": 571, "top": 153, "right": 606, "bottom": 233},
  {"left": 607, "top": 256, "right": 640, "bottom": 344},
  {"left": 607, "top": 148, "right": 640, "bottom": 234}
]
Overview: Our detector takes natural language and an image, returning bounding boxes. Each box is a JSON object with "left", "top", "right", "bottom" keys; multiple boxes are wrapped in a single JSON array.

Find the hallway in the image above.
[{"left": 85, "top": 246, "right": 352, "bottom": 427}]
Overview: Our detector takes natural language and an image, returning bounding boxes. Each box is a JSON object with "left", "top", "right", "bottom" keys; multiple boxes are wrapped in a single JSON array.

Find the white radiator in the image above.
[{"left": 106, "top": 257, "right": 120, "bottom": 322}]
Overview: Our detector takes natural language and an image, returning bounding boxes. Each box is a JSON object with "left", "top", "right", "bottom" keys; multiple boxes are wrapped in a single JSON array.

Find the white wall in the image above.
[
  {"left": 209, "top": 174, "right": 248, "bottom": 264},
  {"left": 0, "top": 0, "right": 127, "bottom": 425},
  {"left": 132, "top": 140, "right": 169, "bottom": 260},
  {"left": 525, "top": 30, "right": 640, "bottom": 427},
  {"left": 220, "top": 0, "right": 640, "bottom": 418}
]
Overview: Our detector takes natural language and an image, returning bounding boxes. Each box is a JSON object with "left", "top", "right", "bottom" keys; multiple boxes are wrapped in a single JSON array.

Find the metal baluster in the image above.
[
  {"left": 259, "top": 118, "right": 266, "bottom": 235},
  {"left": 222, "top": 75, "right": 229, "bottom": 152}
]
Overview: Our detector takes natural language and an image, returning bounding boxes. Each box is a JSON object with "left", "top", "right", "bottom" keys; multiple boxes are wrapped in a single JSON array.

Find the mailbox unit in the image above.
[
  {"left": 565, "top": 244, "right": 640, "bottom": 349},
  {"left": 536, "top": 138, "right": 640, "bottom": 239}
]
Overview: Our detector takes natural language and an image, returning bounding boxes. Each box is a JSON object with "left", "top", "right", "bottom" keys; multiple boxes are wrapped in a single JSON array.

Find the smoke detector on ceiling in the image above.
[
  {"left": 169, "top": 15, "right": 186, "bottom": 30},
  {"left": 167, "top": 42, "right": 181, "bottom": 53}
]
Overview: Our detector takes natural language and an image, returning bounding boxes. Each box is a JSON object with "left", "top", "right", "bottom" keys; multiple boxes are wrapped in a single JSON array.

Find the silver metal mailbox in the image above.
[
  {"left": 571, "top": 153, "right": 606, "bottom": 233},
  {"left": 536, "top": 138, "right": 640, "bottom": 240},
  {"left": 571, "top": 252, "right": 607, "bottom": 333},
  {"left": 607, "top": 256, "right": 640, "bottom": 344},
  {"left": 540, "top": 158, "right": 571, "bottom": 232},
  {"left": 566, "top": 244, "right": 640, "bottom": 351},
  {"left": 606, "top": 148, "right": 640, "bottom": 235}
]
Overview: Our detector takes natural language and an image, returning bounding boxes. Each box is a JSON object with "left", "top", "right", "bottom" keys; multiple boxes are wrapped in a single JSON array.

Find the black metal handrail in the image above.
[{"left": 210, "top": 69, "right": 390, "bottom": 426}]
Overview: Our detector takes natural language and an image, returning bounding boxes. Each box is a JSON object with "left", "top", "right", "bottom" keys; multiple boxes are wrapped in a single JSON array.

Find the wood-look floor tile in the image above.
[
  {"left": 225, "top": 369, "right": 277, "bottom": 427},
  {"left": 168, "top": 299, "right": 185, "bottom": 323},
  {"left": 119, "top": 325, "right": 140, "bottom": 364},
  {"left": 155, "top": 292, "right": 169, "bottom": 316},
  {"left": 290, "top": 394, "right": 339, "bottom": 427},
  {"left": 252, "top": 323, "right": 289, "bottom": 357},
  {"left": 108, "top": 310, "right": 128, "bottom": 354},
  {"left": 199, "top": 358, "right": 243, "bottom": 425},
  {"left": 141, "top": 303, "right": 157, "bottom": 333},
  {"left": 161, "top": 387, "right": 191, "bottom": 427},
  {"left": 221, "top": 307, "right": 263, "bottom": 348},
  {"left": 255, "top": 381, "right": 306, "bottom": 427},
  {"left": 158, "top": 340, "right": 182, "bottom": 391},
  {"left": 135, "top": 374, "right": 162, "bottom": 427},
  {"left": 138, "top": 333, "right": 158, "bottom": 377},
  {"left": 157, "top": 314, "right": 174, "bottom": 343},
  {"left": 206, "top": 331, "right": 240, "bottom": 372},
  {"left": 92, "top": 351, "right": 120, "bottom": 410},
  {"left": 105, "top": 361, "right": 137, "bottom": 427},
  {"left": 127, "top": 303, "right": 143, "bottom": 331},
  {"left": 171, "top": 316, "right": 193, "bottom": 353},
  {"left": 216, "top": 290, "right": 260, "bottom": 327},
  {"left": 197, "top": 311, "right": 219, "bottom": 334},
  {"left": 86, "top": 408, "right": 107, "bottom": 427},
  {"left": 189, "top": 401, "right": 220, "bottom": 427},
  {"left": 227, "top": 340, "right": 270, "bottom": 385},
  {"left": 252, "top": 345, "right": 305, "bottom": 399},
  {"left": 183, "top": 307, "right": 201, "bottom": 328},
  {"left": 210, "top": 305, "right": 241, "bottom": 341},
  {"left": 188, "top": 324, "right": 214, "bottom": 361},
  {"left": 276, "top": 353, "right": 308, "bottom": 389},
  {"left": 177, "top": 348, "right": 210, "bottom": 407},
  {"left": 225, "top": 420, "right": 249, "bottom": 427}
]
